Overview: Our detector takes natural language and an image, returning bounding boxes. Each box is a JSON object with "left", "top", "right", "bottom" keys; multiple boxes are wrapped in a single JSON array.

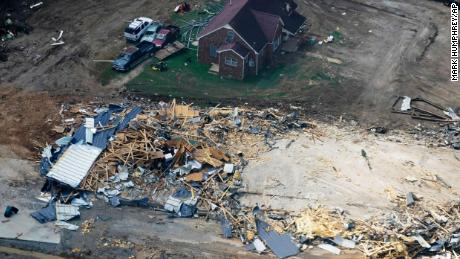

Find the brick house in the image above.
[{"left": 197, "top": 0, "right": 306, "bottom": 80}]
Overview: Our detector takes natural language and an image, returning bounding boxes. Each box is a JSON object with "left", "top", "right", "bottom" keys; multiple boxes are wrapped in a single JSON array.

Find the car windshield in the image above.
[
  {"left": 124, "top": 27, "right": 135, "bottom": 34},
  {"left": 156, "top": 33, "right": 166, "bottom": 40},
  {"left": 117, "top": 53, "right": 131, "bottom": 60},
  {"left": 145, "top": 30, "right": 154, "bottom": 36}
]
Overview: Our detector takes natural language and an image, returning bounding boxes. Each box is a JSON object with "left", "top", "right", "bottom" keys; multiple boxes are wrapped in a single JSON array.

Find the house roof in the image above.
[
  {"left": 248, "top": 0, "right": 306, "bottom": 33},
  {"left": 198, "top": 0, "right": 305, "bottom": 52},
  {"left": 217, "top": 42, "right": 250, "bottom": 57},
  {"left": 198, "top": 0, "right": 248, "bottom": 38},
  {"left": 198, "top": 0, "right": 305, "bottom": 51},
  {"left": 251, "top": 10, "right": 281, "bottom": 41},
  {"left": 228, "top": 6, "right": 271, "bottom": 51}
]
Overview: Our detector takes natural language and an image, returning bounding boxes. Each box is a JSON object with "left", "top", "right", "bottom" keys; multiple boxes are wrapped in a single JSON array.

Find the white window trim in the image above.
[{"left": 224, "top": 57, "right": 238, "bottom": 67}]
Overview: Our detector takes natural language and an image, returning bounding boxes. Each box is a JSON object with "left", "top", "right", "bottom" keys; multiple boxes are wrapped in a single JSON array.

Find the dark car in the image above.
[
  {"left": 112, "top": 41, "right": 156, "bottom": 71},
  {"left": 152, "top": 26, "right": 180, "bottom": 48}
]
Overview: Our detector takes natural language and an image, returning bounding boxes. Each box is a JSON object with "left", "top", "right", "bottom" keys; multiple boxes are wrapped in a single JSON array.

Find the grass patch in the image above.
[
  {"left": 97, "top": 63, "right": 124, "bottom": 86},
  {"left": 125, "top": 50, "right": 300, "bottom": 99}
]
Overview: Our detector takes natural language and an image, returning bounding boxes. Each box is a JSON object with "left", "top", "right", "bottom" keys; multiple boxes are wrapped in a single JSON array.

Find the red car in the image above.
[{"left": 152, "top": 26, "right": 180, "bottom": 48}]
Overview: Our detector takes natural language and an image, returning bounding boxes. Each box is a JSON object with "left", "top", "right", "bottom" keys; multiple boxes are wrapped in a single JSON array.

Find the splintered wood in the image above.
[
  {"left": 80, "top": 129, "right": 164, "bottom": 191},
  {"left": 168, "top": 99, "right": 199, "bottom": 119}
]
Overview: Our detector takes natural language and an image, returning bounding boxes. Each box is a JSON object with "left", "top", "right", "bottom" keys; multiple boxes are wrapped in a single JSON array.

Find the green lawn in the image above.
[{"left": 125, "top": 50, "right": 301, "bottom": 99}]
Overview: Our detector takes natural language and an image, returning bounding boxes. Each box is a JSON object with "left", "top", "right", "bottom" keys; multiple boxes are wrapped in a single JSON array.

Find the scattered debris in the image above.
[
  {"left": 368, "top": 126, "right": 387, "bottom": 134},
  {"left": 318, "top": 243, "right": 341, "bottom": 255},
  {"left": 81, "top": 218, "right": 95, "bottom": 234},
  {"left": 174, "top": 2, "right": 191, "bottom": 13},
  {"left": 55, "top": 221, "right": 79, "bottom": 231},
  {"left": 30, "top": 2, "right": 44, "bottom": 9},
  {"left": 31, "top": 202, "right": 56, "bottom": 223},
  {"left": 392, "top": 96, "right": 459, "bottom": 123},
  {"left": 332, "top": 235, "right": 355, "bottom": 249},
  {"left": 361, "top": 149, "right": 372, "bottom": 170},
  {"left": 256, "top": 219, "right": 299, "bottom": 258},
  {"left": 252, "top": 238, "right": 267, "bottom": 253},
  {"left": 29, "top": 100, "right": 460, "bottom": 258},
  {"left": 55, "top": 203, "right": 80, "bottom": 221},
  {"left": 4, "top": 206, "right": 19, "bottom": 218},
  {"left": 406, "top": 192, "right": 415, "bottom": 206},
  {"left": 50, "top": 30, "right": 64, "bottom": 45}
]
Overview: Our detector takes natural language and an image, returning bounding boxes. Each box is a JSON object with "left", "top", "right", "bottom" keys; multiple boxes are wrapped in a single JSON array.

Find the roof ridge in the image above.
[{"left": 250, "top": 9, "right": 281, "bottom": 19}]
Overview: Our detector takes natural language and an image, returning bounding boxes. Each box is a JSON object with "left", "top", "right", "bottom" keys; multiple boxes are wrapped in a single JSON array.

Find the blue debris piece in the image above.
[
  {"left": 55, "top": 136, "right": 72, "bottom": 146},
  {"left": 116, "top": 106, "right": 142, "bottom": 131},
  {"left": 178, "top": 204, "right": 196, "bottom": 218},
  {"left": 119, "top": 197, "right": 150, "bottom": 207},
  {"left": 92, "top": 128, "right": 117, "bottom": 149},
  {"left": 220, "top": 217, "right": 233, "bottom": 238},
  {"left": 31, "top": 202, "right": 56, "bottom": 224},
  {"left": 173, "top": 187, "right": 192, "bottom": 199},
  {"left": 108, "top": 104, "right": 124, "bottom": 113},
  {"left": 256, "top": 219, "right": 299, "bottom": 258},
  {"left": 94, "top": 111, "right": 111, "bottom": 126},
  {"left": 39, "top": 157, "right": 52, "bottom": 176},
  {"left": 71, "top": 125, "right": 86, "bottom": 143},
  {"left": 111, "top": 197, "right": 150, "bottom": 208},
  {"left": 39, "top": 146, "right": 66, "bottom": 176},
  {"left": 71, "top": 110, "right": 112, "bottom": 144},
  {"left": 109, "top": 196, "right": 121, "bottom": 207}
]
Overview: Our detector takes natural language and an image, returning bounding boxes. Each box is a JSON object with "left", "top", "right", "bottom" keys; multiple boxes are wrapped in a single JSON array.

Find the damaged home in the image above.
[{"left": 197, "top": 0, "right": 306, "bottom": 79}]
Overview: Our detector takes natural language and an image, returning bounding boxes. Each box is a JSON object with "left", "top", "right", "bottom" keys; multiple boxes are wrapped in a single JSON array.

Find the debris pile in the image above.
[
  {"left": 392, "top": 96, "right": 460, "bottom": 149},
  {"left": 30, "top": 100, "right": 460, "bottom": 258},
  {"left": 248, "top": 197, "right": 460, "bottom": 258}
]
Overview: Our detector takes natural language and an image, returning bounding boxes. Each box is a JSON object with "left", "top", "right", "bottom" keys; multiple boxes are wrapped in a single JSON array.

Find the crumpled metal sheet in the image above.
[
  {"left": 46, "top": 144, "right": 103, "bottom": 188},
  {"left": 55, "top": 203, "right": 80, "bottom": 221},
  {"left": 31, "top": 202, "right": 56, "bottom": 224},
  {"left": 256, "top": 219, "right": 299, "bottom": 258}
]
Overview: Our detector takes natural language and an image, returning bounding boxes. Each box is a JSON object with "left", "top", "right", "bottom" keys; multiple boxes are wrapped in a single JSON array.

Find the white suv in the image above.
[{"left": 124, "top": 17, "right": 153, "bottom": 41}]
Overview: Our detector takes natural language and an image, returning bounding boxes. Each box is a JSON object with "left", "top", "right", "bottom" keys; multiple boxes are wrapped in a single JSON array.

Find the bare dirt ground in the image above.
[
  {"left": 241, "top": 122, "right": 460, "bottom": 218},
  {"left": 293, "top": 0, "right": 457, "bottom": 127}
]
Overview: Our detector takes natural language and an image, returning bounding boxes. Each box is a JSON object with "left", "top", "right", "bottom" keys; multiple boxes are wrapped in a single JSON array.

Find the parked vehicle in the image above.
[
  {"left": 112, "top": 41, "right": 156, "bottom": 71},
  {"left": 140, "top": 22, "right": 163, "bottom": 43},
  {"left": 124, "top": 17, "right": 153, "bottom": 42},
  {"left": 153, "top": 26, "right": 180, "bottom": 48}
]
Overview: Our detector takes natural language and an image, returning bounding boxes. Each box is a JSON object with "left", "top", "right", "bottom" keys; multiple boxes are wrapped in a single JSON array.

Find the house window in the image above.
[
  {"left": 248, "top": 59, "right": 255, "bottom": 67},
  {"left": 225, "top": 31, "right": 235, "bottom": 43},
  {"left": 209, "top": 45, "right": 217, "bottom": 58},
  {"left": 224, "top": 57, "right": 238, "bottom": 67}
]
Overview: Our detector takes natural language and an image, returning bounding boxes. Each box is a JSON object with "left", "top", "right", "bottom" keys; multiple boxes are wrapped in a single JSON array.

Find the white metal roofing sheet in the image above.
[{"left": 46, "top": 144, "right": 102, "bottom": 188}]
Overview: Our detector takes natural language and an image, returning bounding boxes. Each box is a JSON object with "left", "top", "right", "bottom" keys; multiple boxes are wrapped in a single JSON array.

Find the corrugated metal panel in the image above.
[
  {"left": 92, "top": 127, "right": 116, "bottom": 149},
  {"left": 71, "top": 111, "right": 112, "bottom": 144},
  {"left": 55, "top": 203, "right": 80, "bottom": 221},
  {"left": 116, "top": 106, "right": 142, "bottom": 131},
  {"left": 94, "top": 111, "right": 111, "bottom": 126},
  {"left": 47, "top": 144, "right": 103, "bottom": 188}
]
